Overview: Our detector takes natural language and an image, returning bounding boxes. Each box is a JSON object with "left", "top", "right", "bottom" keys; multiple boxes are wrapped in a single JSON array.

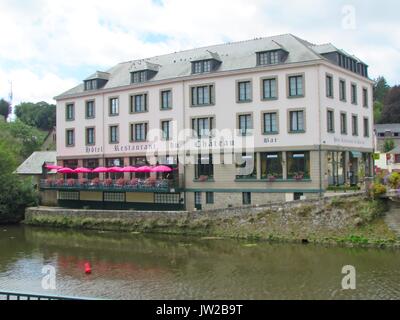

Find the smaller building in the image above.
[
  {"left": 15, "top": 151, "right": 57, "bottom": 185},
  {"left": 387, "top": 147, "right": 400, "bottom": 173},
  {"left": 374, "top": 123, "right": 400, "bottom": 152},
  {"left": 15, "top": 151, "right": 58, "bottom": 206}
]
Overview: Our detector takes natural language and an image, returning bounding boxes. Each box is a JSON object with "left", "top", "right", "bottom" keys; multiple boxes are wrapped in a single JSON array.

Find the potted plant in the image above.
[
  {"left": 79, "top": 178, "right": 88, "bottom": 186},
  {"left": 294, "top": 172, "right": 304, "bottom": 181},
  {"left": 198, "top": 175, "right": 209, "bottom": 182},
  {"left": 91, "top": 177, "right": 100, "bottom": 187},
  {"left": 104, "top": 178, "right": 113, "bottom": 187},
  {"left": 129, "top": 178, "right": 139, "bottom": 187},
  {"left": 145, "top": 177, "right": 157, "bottom": 187},
  {"left": 116, "top": 178, "right": 126, "bottom": 187}
]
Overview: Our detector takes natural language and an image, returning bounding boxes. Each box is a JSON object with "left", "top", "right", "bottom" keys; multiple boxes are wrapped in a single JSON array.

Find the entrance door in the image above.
[
  {"left": 349, "top": 152, "right": 360, "bottom": 185},
  {"left": 195, "top": 192, "right": 202, "bottom": 211}
]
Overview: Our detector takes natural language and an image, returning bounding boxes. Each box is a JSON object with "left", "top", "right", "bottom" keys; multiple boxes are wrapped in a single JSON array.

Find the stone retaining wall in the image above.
[{"left": 26, "top": 192, "right": 365, "bottom": 231}]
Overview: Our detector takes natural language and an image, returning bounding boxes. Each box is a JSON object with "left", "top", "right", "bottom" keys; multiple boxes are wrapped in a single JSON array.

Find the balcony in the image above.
[{"left": 40, "top": 178, "right": 180, "bottom": 193}]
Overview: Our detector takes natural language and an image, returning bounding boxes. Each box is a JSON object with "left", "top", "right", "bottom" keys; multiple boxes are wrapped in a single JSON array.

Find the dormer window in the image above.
[
  {"left": 84, "top": 79, "right": 98, "bottom": 91},
  {"left": 131, "top": 71, "right": 148, "bottom": 83},
  {"left": 257, "top": 50, "right": 287, "bottom": 66},
  {"left": 130, "top": 62, "right": 159, "bottom": 84},
  {"left": 192, "top": 60, "right": 216, "bottom": 74},
  {"left": 83, "top": 71, "right": 109, "bottom": 91},
  {"left": 191, "top": 51, "right": 221, "bottom": 75}
]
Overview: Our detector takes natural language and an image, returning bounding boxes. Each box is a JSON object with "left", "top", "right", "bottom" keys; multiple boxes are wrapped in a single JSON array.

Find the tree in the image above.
[
  {"left": 373, "top": 101, "right": 383, "bottom": 124},
  {"left": 380, "top": 86, "right": 400, "bottom": 124},
  {"left": 0, "top": 143, "right": 38, "bottom": 223},
  {"left": 0, "top": 98, "right": 10, "bottom": 120},
  {"left": 0, "top": 120, "right": 46, "bottom": 161},
  {"left": 373, "top": 76, "right": 390, "bottom": 103},
  {"left": 15, "top": 101, "right": 56, "bottom": 131},
  {"left": 383, "top": 139, "right": 395, "bottom": 153}
]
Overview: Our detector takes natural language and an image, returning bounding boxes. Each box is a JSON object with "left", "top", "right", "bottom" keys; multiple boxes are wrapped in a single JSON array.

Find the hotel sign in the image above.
[
  {"left": 86, "top": 146, "right": 104, "bottom": 154},
  {"left": 84, "top": 137, "right": 252, "bottom": 155},
  {"left": 333, "top": 137, "right": 366, "bottom": 145}
]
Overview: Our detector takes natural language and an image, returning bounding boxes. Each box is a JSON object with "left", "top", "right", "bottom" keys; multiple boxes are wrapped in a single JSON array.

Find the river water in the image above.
[{"left": 0, "top": 225, "right": 399, "bottom": 300}]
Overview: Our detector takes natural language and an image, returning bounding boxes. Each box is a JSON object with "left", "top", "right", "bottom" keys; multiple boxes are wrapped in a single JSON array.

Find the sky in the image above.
[{"left": 0, "top": 0, "right": 399, "bottom": 106}]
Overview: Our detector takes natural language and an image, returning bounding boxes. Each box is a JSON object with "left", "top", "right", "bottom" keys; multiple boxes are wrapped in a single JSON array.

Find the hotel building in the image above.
[{"left": 51, "top": 34, "right": 374, "bottom": 211}]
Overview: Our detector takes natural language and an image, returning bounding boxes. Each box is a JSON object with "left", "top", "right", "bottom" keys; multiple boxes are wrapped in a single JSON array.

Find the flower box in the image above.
[
  {"left": 198, "top": 175, "right": 209, "bottom": 182},
  {"left": 103, "top": 178, "right": 113, "bottom": 187},
  {"left": 116, "top": 178, "right": 126, "bottom": 187}
]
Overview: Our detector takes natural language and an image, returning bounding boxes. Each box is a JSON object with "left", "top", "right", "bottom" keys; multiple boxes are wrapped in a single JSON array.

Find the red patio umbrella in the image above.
[
  {"left": 92, "top": 167, "right": 110, "bottom": 173},
  {"left": 135, "top": 166, "right": 153, "bottom": 173},
  {"left": 151, "top": 165, "right": 173, "bottom": 173},
  {"left": 57, "top": 168, "right": 75, "bottom": 174},
  {"left": 109, "top": 167, "right": 124, "bottom": 173},
  {"left": 122, "top": 166, "right": 138, "bottom": 173},
  {"left": 74, "top": 167, "right": 92, "bottom": 173},
  {"left": 45, "top": 164, "right": 63, "bottom": 170}
]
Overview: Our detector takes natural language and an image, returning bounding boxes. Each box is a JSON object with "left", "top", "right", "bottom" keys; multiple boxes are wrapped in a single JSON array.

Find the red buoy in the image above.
[{"left": 85, "top": 262, "right": 92, "bottom": 275}]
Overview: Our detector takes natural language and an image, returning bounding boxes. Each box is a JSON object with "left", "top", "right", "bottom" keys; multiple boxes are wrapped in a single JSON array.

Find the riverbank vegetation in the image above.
[
  {"left": 25, "top": 196, "right": 399, "bottom": 248},
  {"left": 0, "top": 120, "right": 42, "bottom": 224}
]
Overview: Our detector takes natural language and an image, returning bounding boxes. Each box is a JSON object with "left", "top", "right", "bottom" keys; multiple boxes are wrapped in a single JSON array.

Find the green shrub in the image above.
[
  {"left": 347, "top": 235, "right": 369, "bottom": 244},
  {"left": 0, "top": 175, "right": 38, "bottom": 223},
  {"left": 388, "top": 172, "right": 400, "bottom": 189},
  {"left": 0, "top": 146, "right": 38, "bottom": 223},
  {"left": 327, "top": 186, "right": 360, "bottom": 192},
  {"left": 374, "top": 171, "right": 387, "bottom": 184},
  {"left": 369, "top": 183, "right": 387, "bottom": 198},
  {"left": 358, "top": 200, "right": 387, "bottom": 222}
]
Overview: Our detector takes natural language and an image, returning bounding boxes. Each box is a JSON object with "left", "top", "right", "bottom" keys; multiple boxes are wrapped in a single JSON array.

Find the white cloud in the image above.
[
  {"left": 0, "top": 68, "right": 77, "bottom": 105},
  {"left": 0, "top": 0, "right": 399, "bottom": 104}
]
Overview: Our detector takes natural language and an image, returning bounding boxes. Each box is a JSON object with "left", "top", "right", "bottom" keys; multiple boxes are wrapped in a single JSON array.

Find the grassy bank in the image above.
[{"left": 25, "top": 197, "right": 399, "bottom": 248}]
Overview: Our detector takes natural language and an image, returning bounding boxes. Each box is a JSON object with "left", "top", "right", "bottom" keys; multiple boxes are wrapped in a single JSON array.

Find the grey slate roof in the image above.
[
  {"left": 84, "top": 71, "right": 110, "bottom": 81},
  {"left": 374, "top": 124, "right": 400, "bottom": 133},
  {"left": 129, "top": 61, "right": 161, "bottom": 72},
  {"left": 55, "top": 33, "right": 366, "bottom": 100},
  {"left": 389, "top": 146, "right": 400, "bottom": 154},
  {"left": 192, "top": 50, "right": 222, "bottom": 62},
  {"left": 15, "top": 151, "right": 57, "bottom": 175},
  {"left": 311, "top": 43, "right": 365, "bottom": 64}
]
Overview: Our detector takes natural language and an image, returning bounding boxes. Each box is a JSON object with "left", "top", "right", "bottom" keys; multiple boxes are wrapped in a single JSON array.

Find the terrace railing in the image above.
[
  {"left": 40, "top": 179, "right": 180, "bottom": 193},
  {"left": 0, "top": 291, "right": 92, "bottom": 301}
]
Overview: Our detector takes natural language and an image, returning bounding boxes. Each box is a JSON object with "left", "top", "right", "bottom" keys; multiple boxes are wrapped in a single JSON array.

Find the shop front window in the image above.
[
  {"left": 130, "top": 157, "right": 150, "bottom": 180},
  {"left": 106, "top": 158, "right": 124, "bottom": 180},
  {"left": 63, "top": 160, "right": 78, "bottom": 179},
  {"left": 83, "top": 159, "right": 99, "bottom": 180},
  {"left": 287, "top": 152, "right": 310, "bottom": 179},
  {"left": 156, "top": 155, "right": 178, "bottom": 181},
  {"left": 236, "top": 153, "right": 257, "bottom": 179},
  {"left": 195, "top": 154, "right": 214, "bottom": 180},
  {"left": 261, "top": 152, "right": 283, "bottom": 179}
]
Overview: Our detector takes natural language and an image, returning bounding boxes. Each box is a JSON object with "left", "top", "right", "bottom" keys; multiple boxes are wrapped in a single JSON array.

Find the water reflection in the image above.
[{"left": 0, "top": 226, "right": 399, "bottom": 300}]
